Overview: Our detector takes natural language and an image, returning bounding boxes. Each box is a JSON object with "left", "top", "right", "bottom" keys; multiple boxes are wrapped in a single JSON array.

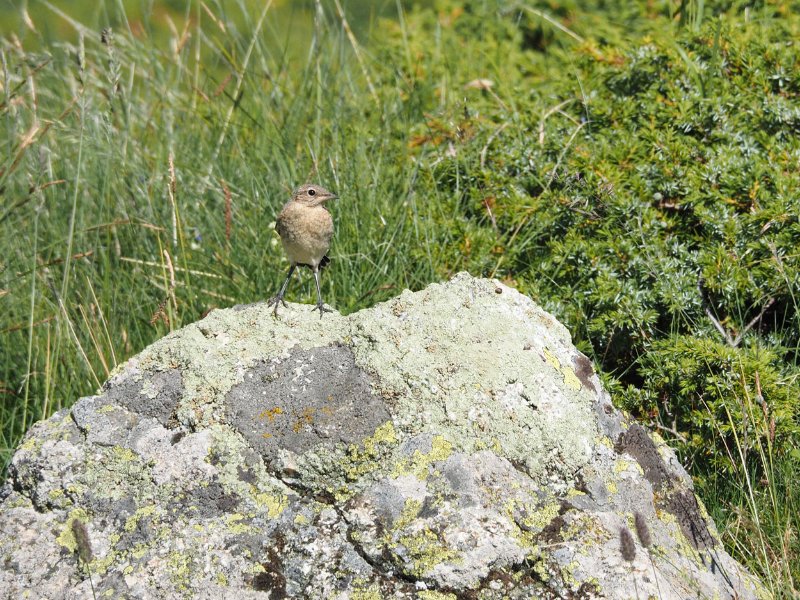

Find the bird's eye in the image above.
[{"left": 308, "top": 189, "right": 316, "bottom": 196}]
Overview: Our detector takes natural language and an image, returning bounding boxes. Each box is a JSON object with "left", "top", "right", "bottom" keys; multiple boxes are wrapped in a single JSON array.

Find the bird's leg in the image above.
[
  {"left": 268, "top": 264, "right": 296, "bottom": 316},
  {"left": 312, "top": 267, "right": 333, "bottom": 318}
]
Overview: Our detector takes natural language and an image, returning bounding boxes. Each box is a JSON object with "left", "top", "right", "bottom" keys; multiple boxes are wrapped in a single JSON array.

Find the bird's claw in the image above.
[
  {"left": 267, "top": 295, "right": 288, "bottom": 316},
  {"left": 313, "top": 303, "right": 333, "bottom": 318}
]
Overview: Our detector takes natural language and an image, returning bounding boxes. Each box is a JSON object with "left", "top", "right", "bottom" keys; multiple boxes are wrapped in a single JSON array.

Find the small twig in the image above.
[
  {"left": 731, "top": 298, "right": 775, "bottom": 346},
  {"left": 539, "top": 98, "right": 576, "bottom": 145},
  {"left": 698, "top": 276, "right": 774, "bottom": 347}
]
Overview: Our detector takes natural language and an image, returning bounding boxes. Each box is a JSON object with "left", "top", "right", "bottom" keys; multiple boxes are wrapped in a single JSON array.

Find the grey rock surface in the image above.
[{"left": 1, "top": 273, "right": 765, "bottom": 599}]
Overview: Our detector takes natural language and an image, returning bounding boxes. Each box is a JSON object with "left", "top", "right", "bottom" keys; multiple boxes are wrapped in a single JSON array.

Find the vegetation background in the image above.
[{"left": 1, "top": 0, "right": 798, "bottom": 594}]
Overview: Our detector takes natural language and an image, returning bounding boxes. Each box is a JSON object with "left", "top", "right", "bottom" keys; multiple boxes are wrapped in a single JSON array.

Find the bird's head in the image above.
[{"left": 292, "top": 183, "right": 338, "bottom": 206}]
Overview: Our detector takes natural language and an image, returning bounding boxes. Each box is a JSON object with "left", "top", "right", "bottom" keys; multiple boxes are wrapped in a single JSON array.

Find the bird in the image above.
[{"left": 268, "top": 183, "right": 338, "bottom": 317}]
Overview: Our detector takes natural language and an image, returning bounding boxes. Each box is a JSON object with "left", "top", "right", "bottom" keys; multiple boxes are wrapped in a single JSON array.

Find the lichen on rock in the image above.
[{"left": 0, "top": 274, "right": 764, "bottom": 598}]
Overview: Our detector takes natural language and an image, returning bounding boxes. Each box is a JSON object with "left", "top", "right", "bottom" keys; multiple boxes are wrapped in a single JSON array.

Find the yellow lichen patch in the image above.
[
  {"left": 254, "top": 492, "right": 288, "bottom": 518},
  {"left": 294, "top": 513, "right": 309, "bottom": 525},
  {"left": 418, "top": 592, "right": 458, "bottom": 600},
  {"left": 291, "top": 407, "right": 316, "bottom": 433},
  {"left": 613, "top": 457, "right": 641, "bottom": 476},
  {"left": 257, "top": 406, "right": 283, "bottom": 422},
  {"left": 345, "top": 421, "right": 400, "bottom": 482},
  {"left": 225, "top": 514, "right": 254, "bottom": 535},
  {"left": 167, "top": 550, "right": 192, "bottom": 591},
  {"left": 506, "top": 498, "right": 561, "bottom": 551},
  {"left": 393, "top": 498, "right": 423, "bottom": 531},
  {"left": 396, "top": 528, "right": 462, "bottom": 577},
  {"left": 391, "top": 435, "right": 453, "bottom": 479},
  {"left": 350, "top": 581, "right": 382, "bottom": 600},
  {"left": 543, "top": 348, "right": 582, "bottom": 392},
  {"left": 56, "top": 508, "right": 90, "bottom": 553},
  {"left": 363, "top": 421, "right": 398, "bottom": 455},
  {"left": 92, "top": 552, "right": 117, "bottom": 575},
  {"left": 18, "top": 436, "right": 41, "bottom": 452},
  {"left": 124, "top": 505, "right": 156, "bottom": 533},
  {"left": 111, "top": 445, "right": 139, "bottom": 463}
]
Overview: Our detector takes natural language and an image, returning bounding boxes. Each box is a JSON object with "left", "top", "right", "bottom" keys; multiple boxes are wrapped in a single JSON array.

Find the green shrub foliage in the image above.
[{"left": 373, "top": 0, "right": 800, "bottom": 476}]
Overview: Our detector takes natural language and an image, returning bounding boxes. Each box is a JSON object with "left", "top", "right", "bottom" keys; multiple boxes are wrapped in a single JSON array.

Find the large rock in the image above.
[{"left": 0, "top": 274, "right": 764, "bottom": 599}]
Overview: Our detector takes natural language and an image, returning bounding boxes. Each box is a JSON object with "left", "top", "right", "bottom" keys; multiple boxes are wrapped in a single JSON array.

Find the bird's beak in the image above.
[{"left": 324, "top": 193, "right": 338, "bottom": 201}]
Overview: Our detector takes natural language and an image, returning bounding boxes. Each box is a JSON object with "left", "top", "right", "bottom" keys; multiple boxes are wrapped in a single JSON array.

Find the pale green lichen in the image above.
[{"left": 134, "top": 302, "right": 349, "bottom": 430}]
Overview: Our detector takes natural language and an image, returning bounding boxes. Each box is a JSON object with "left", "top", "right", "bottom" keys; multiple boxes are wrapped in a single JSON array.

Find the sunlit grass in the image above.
[{"left": 1, "top": 0, "right": 798, "bottom": 595}]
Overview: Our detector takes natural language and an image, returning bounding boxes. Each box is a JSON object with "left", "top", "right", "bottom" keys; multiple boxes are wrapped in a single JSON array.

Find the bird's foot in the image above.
[
  {"left": 267, "top": 295, "right": 288, "bottom": 316},
  {"left": 313, "top": 302, "right": 334, "bottom": 318}
]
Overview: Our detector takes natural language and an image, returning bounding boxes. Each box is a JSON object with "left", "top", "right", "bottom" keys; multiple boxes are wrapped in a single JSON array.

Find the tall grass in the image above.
[
  {"left": 1, "top": 0, "right": 445, "bottom": 462},
  {"left": 1, "top": 0, "right": 798, "bottom": 595}
]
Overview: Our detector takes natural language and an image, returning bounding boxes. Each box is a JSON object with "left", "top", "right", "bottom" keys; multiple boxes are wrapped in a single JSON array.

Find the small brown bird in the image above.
[{"left": 268, "top": 183, "right": 338, "bottom": 317}]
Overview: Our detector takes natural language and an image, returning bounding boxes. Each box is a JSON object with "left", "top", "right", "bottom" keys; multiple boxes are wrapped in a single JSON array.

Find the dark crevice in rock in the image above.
[
  {"left": 664, "top": 488, "right": 717, "bottom": 551},
  {"left": 250, "top": 531, "right": 288, "bottom": 596},
  {"left": 572, "top": 354, "right": 596, "bottom": 393},
  {"left": 267, "top": 467, "right": 416, "bottom": 588},
  {"left": 615, "top": 424, "right": 673, "bottom": 489},
  {"left": 617, "top": 424, "right": 718, "bottom": 552},
  {"left": 341, "top": 519, "right": 418, "bottom": 588}
]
